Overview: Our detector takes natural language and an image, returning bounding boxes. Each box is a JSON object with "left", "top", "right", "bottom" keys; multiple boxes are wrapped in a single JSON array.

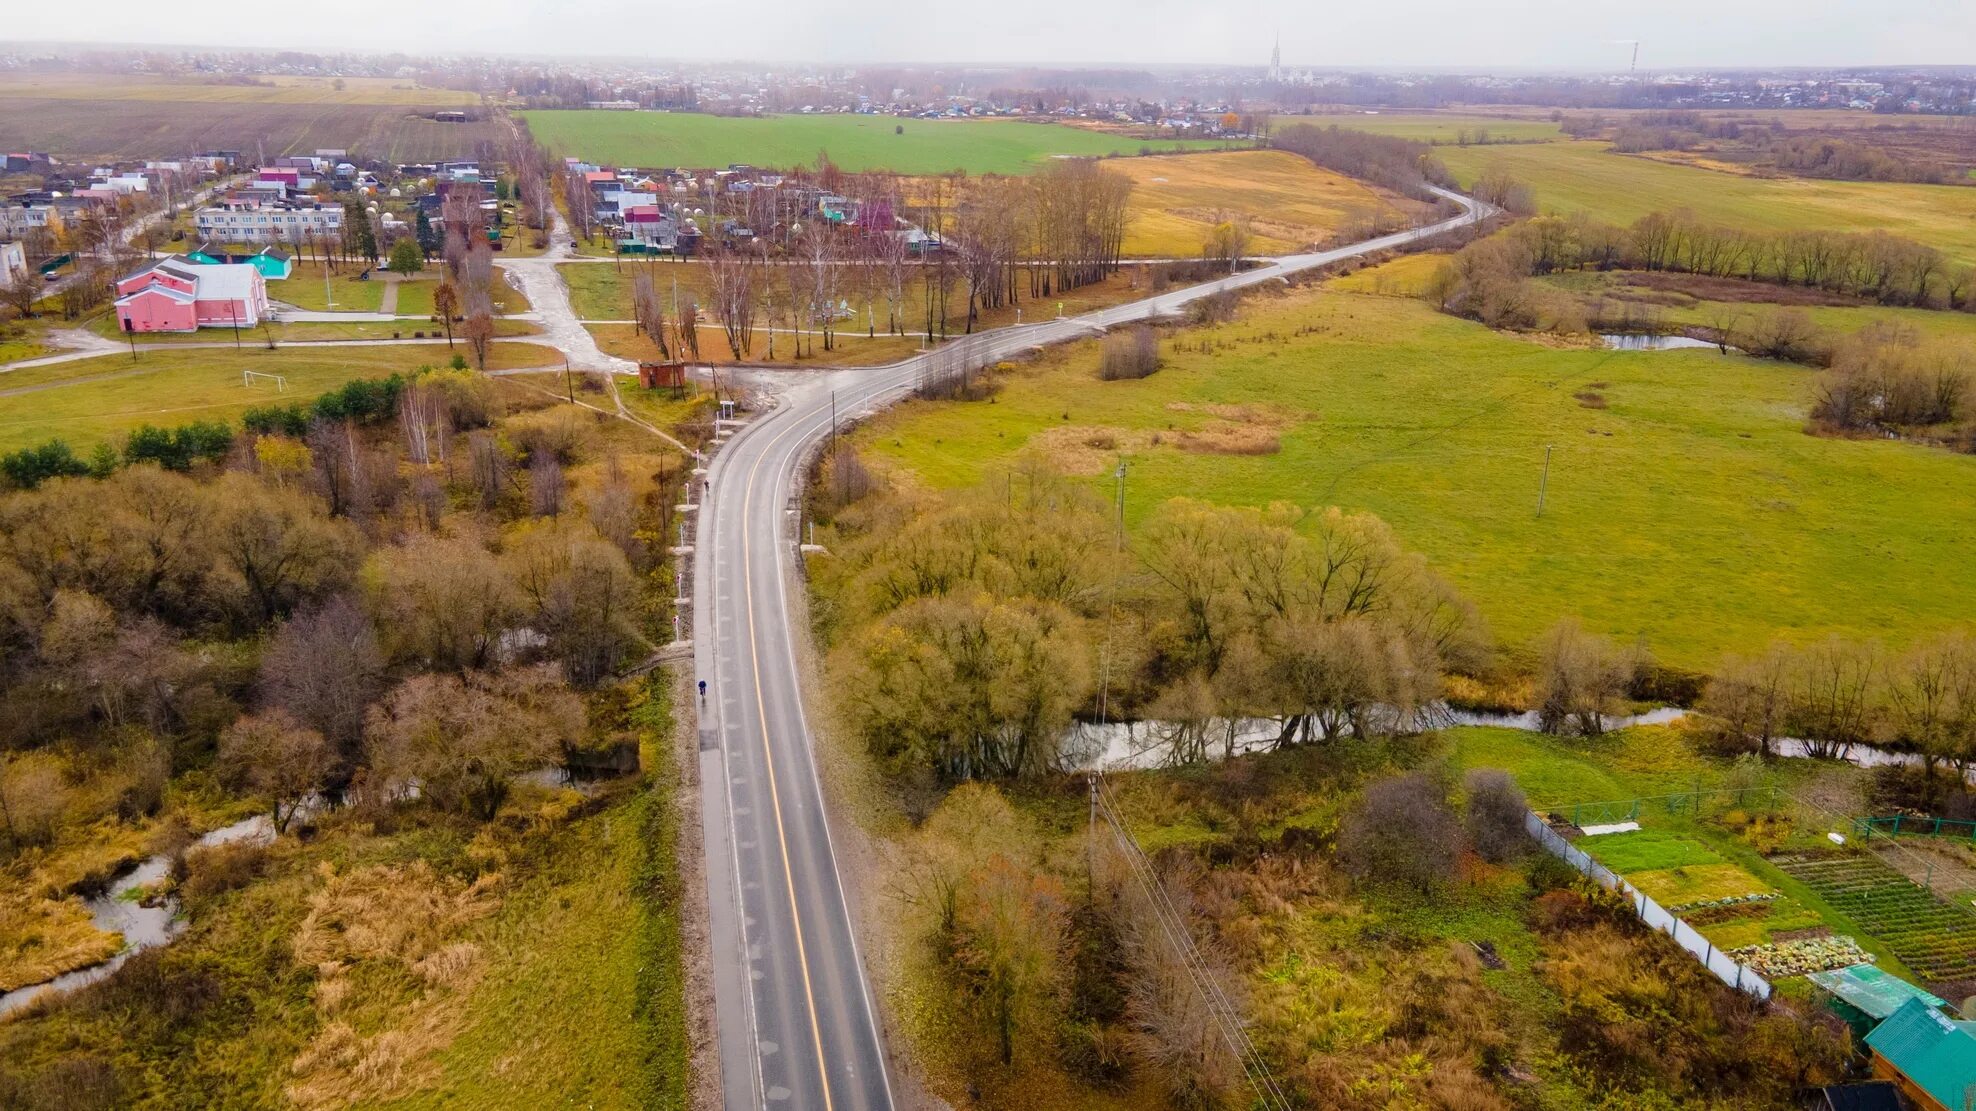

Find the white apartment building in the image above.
[{"left": 195, "top": 199, "right": 344, "bottom": 245}]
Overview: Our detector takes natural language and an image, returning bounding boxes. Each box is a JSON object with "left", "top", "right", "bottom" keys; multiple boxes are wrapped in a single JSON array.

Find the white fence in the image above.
[{"left": 1524, "top": 811, "right": 1772, "bottom": 1001}]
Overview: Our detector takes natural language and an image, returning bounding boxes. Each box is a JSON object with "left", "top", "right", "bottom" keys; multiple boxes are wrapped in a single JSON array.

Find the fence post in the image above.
[{"left": 1894, "top": 814, "right": 1903, "bottom": 836}]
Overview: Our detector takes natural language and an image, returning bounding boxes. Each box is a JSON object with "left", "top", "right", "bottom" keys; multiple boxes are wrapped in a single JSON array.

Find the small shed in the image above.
[
  {"left": 1864, "top": 995, "right": 1976, "bottom": 1111},
  {"left": 638, "top": 362, "right": 688, "bottom": 395}
]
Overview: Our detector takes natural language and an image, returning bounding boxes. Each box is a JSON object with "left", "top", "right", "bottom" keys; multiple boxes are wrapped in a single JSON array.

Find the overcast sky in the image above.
[{"left": 11, "top": 0, "right": 1976, "bottom": 70}]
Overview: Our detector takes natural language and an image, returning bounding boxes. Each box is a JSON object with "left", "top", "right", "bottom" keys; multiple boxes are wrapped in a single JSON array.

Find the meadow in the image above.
[
  {"left": 520, "top": 110, "right": 1237, "bottom": 174},
  {"left": 0, "top": 74, "right": 497, "bottom": 162},
  {"left": 1436, "top": 139, "right": 1976, "bottom": 266},
  {"left": 1107, "top": 149, "right": 1435, "bottom": 256},
  {"left": 848, "top": 282, "right": 1976, "bottom": 670},
  {"left": 1285, "top": 111, "right": 1564, "bottom": 144},
  {"left": 0, "top": 342, "right": 561, "bottom": 453}
]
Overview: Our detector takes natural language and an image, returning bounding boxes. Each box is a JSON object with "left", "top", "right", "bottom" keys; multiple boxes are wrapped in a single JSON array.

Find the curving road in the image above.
[{"left": 693, "top": 186, "right": 1493, "bottom": 1111}]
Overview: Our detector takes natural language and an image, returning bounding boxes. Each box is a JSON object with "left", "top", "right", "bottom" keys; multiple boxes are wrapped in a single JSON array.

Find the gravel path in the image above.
[{"left": 495, "top": 209, "right": 637, "bottom": 376}]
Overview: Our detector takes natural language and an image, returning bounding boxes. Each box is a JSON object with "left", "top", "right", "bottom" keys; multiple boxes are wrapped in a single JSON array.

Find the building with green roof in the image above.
[{"left": 1864, "top": 995, "right": 1976, "bottom": 1111}]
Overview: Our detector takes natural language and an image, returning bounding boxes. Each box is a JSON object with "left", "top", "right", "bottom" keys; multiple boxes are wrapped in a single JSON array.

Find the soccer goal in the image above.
[{"left": 242, "top": 370, "right": 288, "bottom": 392}]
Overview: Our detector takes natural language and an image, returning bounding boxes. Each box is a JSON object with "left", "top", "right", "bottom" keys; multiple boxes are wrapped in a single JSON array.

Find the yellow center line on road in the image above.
[{"left": 739, "top": 406, "right": 835, "bottom": 1111}]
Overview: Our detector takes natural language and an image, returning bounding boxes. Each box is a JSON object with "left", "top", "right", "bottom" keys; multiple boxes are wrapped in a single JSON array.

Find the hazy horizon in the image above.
[{"left": 6, "top": 0, "right": 1975, "bottom": 72}]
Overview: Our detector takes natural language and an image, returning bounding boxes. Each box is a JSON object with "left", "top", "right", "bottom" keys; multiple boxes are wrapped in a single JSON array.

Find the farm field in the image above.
[
  {"left": 846, "top": 281, "right": 1976, "bottom": 669},
  {"left": 0, "top": 342, "right": 561, "bottom": 453},
  {"left": 1436, "top": 139, "right": 1976, "bottom": 266},
  {"left": 0, "top": 73, "right": 498, "bottom": 162},
  {"left": 521, "top": 110, "right": 1238, "bottom": 174},
  {"left": 1108, "top": 149, "right": 1436, "bottom": 256}
]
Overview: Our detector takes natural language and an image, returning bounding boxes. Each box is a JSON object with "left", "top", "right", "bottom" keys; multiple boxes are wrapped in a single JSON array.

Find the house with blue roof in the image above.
[{"left": 1864, "top": 995, "right": 1976, "bottom": 1111}]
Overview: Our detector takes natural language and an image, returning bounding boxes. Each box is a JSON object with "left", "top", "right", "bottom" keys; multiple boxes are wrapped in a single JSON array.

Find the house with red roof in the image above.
[{"left": 113, "top": 258, "right": 268, "bottom": 334}]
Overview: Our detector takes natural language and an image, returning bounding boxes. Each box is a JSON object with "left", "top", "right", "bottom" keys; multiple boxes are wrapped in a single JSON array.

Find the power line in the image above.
[{"left": 1092, "top": 774, "right": 1292, "bottom": 1111}]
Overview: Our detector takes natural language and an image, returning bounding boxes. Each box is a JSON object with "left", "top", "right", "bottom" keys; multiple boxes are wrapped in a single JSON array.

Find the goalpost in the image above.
[{"left": 242, "top": 370, "right": 288, "bottom": 392}]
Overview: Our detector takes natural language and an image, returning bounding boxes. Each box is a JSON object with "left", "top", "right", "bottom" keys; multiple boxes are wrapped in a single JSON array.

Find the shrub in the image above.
[
  {"left": 175, "top": 840, "right": 271, "bottom": 903},
  {"left": 1, "top": 439, "right": 91, "bottom": 489},
  {"left": 243, "top": 402, "right": 311, "bottom": 438},
  {"left": 1184, "top": 290, "right": 1239, "bottom": 327},
  {"left": 311, "top": 373, "right": 406, "bottom": 425},
  {"left": 1097, "top": 325, "right": 1161, "bottom": 381},
  {"left": 123, "top": 421, "right": 233, "bottom": 471},
  {"left": 1464, "top": 769, "right": 1530, "bottom": 863},
  {"left": 1337, "top": 772, "right": 1461, "bottom": 893}
]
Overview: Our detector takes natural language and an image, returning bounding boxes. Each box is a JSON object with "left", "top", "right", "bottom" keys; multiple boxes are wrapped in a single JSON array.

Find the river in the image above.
[{"left": 0, "top": 814, "right": 276, "bottom": 1019}]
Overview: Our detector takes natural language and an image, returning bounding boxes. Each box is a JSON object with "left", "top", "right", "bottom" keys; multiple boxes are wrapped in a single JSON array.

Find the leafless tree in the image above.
[
  {"left": 259, "top": 594, "right": 384, "bottom": 763},
  {"left": 218, "top": 709, "right": 332, "bottom": 833},
  {"left": 705, "top": 248, "right": 759, "bottom": 359}
]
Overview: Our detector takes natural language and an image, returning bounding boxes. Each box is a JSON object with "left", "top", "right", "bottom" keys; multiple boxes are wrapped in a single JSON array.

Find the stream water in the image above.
[
  {"left": 1599, "top": 332, "right": 1721, "bottom": 351},
  {"left": 0, "top": 816, "right": 274, "bottom": 1020},
  {"left": 1069, "top": 703, "right": 1966, "bottom": 785}
]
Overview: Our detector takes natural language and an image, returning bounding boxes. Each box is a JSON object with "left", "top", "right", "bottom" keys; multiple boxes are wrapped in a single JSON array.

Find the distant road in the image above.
[{"left": 693, "top": 186, "right": 1494, "bottom": 1110}]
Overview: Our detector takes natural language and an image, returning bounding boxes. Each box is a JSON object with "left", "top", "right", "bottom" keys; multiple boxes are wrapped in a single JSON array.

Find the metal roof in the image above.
[
  {"left": 1864, "top": 996, "right": 1976, "bottom": 1110},
  {"left": 1807, "top": 963, "right": 1947, "bottom": 1020}
]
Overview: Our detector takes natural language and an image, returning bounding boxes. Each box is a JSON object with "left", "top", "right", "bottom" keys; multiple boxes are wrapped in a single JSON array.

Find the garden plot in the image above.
[
  {"left": 1580, "top": 829, "right": 1860, "bottom": 974},
  {"left": 1773, "top": 853, "right": 1976, "bottom": 990}
]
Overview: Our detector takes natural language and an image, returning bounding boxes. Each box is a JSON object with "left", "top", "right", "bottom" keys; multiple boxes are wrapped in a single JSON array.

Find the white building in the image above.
[
  {"left": 196, "top": 198, "right": 344, "bottom": 245},
  {"left": 0, "top": 241, "right": 26, "bottom": 281}
]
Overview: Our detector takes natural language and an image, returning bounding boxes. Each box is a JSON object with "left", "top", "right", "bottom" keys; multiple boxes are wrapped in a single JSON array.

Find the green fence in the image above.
[
  {"left": 1852, "top": 815, "right": 1976, "bottom": 842},
  {"left": 1551, "top": 786, "right": 1783, "bottom": 829}
]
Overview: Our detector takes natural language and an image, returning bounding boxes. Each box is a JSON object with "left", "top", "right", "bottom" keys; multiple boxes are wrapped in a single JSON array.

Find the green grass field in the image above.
[
  {"left": 1438, "top": 140, "right": 1976, "bottom": 266},
  {"left": 522, "top": 111, "right": 1239, "bottom": 174},
  {"left": 0, "top": 342, "right": 561, "bottom": 453},
  {"left": 851, "top": 285, "right": 1976, "bottom": 669}
]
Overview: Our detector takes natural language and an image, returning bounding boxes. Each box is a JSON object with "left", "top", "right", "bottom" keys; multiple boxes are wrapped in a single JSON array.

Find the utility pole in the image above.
[
  {"left": 1536, "top": 444, "right": 1553, "bottom": 518},
  {"left": 564, "top": 353, "right": 574, "bottom": 403}
]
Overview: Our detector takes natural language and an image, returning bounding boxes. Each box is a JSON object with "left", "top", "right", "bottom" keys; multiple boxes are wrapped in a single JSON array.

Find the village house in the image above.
[{"left": 113, "top": 258, "right": 269, "bottom": 333}]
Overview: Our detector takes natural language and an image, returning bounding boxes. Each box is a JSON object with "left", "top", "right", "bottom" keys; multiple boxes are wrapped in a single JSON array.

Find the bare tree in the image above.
[
  {"left": 218, "top": 709, "right": 331, "bottom": 833},
  {"left": 259, "top": 594, "right": 384, "bottom": 764},
  {"left": 631, "top": 267, "right": 671, "bottom": 360},
  {"left": 1536, "top": 618, "right": 1645, "bottom": 736},
  {"left": 705, "top": 249, "right": 759, "bottom": 359}
]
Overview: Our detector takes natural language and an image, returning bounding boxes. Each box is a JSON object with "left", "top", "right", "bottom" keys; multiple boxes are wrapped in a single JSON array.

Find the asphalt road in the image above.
[{"left": 693, "top": 186, "right": 1493, "bottom": 1111}]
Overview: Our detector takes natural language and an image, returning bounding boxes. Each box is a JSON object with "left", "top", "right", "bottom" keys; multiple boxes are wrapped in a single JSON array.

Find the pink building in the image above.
[{"left": 113, "top": 259, "right": 268, "bottom": 334}]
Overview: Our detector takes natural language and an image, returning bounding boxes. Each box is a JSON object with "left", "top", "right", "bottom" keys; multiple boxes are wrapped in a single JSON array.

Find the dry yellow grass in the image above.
[
  {"left": 1111, "top": 150, "right": 1436, "bottom": 257},
  {"left": 1325, "top": 251, "right": 1451, "bottom": 298},
  {"left": 285, "top": 860, "right": 501, "bottom": 1109},
  {"left": 0, "top": 891, "right": 120, "bottom": 992}
]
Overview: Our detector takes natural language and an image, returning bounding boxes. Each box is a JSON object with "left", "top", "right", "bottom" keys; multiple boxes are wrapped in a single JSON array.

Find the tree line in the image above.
[
  {"left": 1269, "top": 123, "right": 1455, "bottom": 202},
  {"left": 815, "top": 463, "right": 1485, "bottom": 784},
  {"left": 0, "top": 372, "right": 685, "bottom": 856},
  {"left": 1446, "top": 204, "right": 1971, "bottom": 311}
]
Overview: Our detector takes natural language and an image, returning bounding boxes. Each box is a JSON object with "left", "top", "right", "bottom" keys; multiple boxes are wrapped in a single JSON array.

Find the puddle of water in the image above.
[
  {"left": 1599, "top": 333, "right": 1720, "bottom": 351},
  {"left": 0, "top": 815, "right": 273, "bottom": 1019}
]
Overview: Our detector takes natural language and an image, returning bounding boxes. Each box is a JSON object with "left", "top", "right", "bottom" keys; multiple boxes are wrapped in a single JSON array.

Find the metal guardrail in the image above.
[{"left": 1523, "top": 811, "right": 1774, "bottom": 1000}]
